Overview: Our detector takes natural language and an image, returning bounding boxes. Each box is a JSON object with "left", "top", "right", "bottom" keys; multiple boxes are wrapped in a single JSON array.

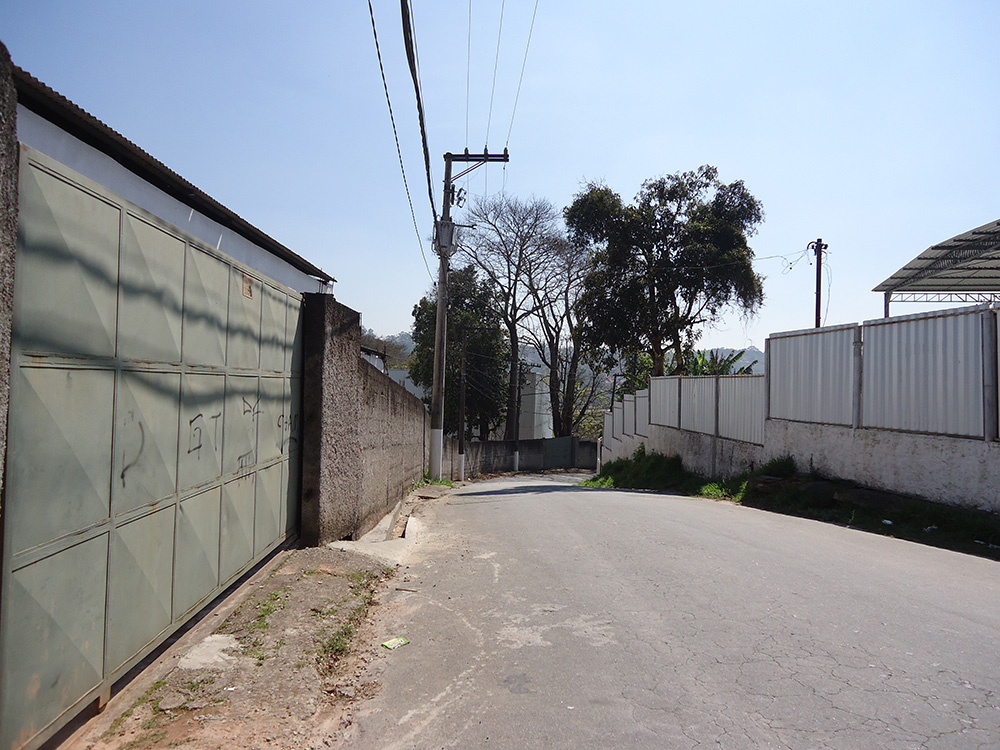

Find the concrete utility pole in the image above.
[
  {"left": 808, "top": 237, "right": 828, "bottom": 328},
  {"left": 429, "top": 148, "right": 509, "bottom": 480}
]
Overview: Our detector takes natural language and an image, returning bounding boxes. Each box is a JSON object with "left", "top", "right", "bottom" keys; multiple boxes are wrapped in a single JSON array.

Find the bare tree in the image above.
[
  {"left": 521, "top": 235, "right": 600, "bottom": 437},
  {"left": 458, "top": 195, "right": 560, "bottom": 439}
]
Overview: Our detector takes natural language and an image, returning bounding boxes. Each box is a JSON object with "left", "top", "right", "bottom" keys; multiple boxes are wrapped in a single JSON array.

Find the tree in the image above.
[
  {"left": 458, "top": 195, "right": 562, "bottom": 439},
  {"left": 566, "top": 166, "right": 765, "bottom": 377},
  {"left": 520, "top": 234, "right": 601, "bottom": 437},
  {"left": 409, "top": 265, "right": 509, "bottom": 439}
]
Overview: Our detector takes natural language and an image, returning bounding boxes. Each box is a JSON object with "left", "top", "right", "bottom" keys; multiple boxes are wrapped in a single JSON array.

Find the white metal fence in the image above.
[
  {"left": 680, "top": 377, "right": 716, "bottom": 434},
  {"left": 635, "top": 388, "right": 650, "bottom": 437},
  {"left": 719, "top": 375, "right": 765, "bottom": 444},
  {"left": 623, "top": 394, "right": 636, "bottom": 435},
  {"left": 861, "top": 307, "right": 986, "bottom": 437},
  {"left": 651, "top": 376, "right": 680, "bottom": 427},
  {"left": 767, "top": 324, "right": 858, "bottom": 426},
  {"left": 604, "top": 305, "right": 999, "bottom": 449}
]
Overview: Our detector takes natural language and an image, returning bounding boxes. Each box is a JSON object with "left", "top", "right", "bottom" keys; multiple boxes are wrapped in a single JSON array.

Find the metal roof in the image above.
[
  {"left": 12, "top": 65, "right": 335, "bottom": 284},
  {"left": 874, "top": 219, "right": 1000, "bottom": 294}
]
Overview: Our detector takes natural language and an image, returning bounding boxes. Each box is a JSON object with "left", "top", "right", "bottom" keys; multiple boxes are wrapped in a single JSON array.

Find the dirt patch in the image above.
[{"left": 77, "top": 547, "right": 396, "bottom": 750}]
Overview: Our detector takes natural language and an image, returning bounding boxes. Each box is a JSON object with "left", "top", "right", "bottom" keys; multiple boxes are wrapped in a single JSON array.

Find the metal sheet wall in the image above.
[
  {"left": 768, "top": 324, "right": 856, "bottom": 426},
  {"left": 1, "top": 149, "right": 303, "bottom": 750},
  {"left": 603, "top": 411, "right": 613, "bottom": 443},
  {"left": 680, "top": 377, "right": 716, "bottom": 435},
  {"left": 613, "top": 401, "right": 624, "bottom": 440},
  {"left": 718, "top": 376, "right": 765, "bottom": 445},
  {"left": 635, "top": 389, "right": 650, "bottom": 437},
  {"left": 623, "top": 394, "right": 636, "bottom": 435},
  {"left": 862, "top": 308, "right": 985, "bottom": 437},
  {"left": 650, "top": 376, "right": 680, "bottom": 427}
]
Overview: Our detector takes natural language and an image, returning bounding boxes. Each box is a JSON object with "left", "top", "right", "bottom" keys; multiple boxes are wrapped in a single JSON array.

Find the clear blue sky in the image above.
[{"left": 3, "top": 1, "right": 999, "bottom": 350}]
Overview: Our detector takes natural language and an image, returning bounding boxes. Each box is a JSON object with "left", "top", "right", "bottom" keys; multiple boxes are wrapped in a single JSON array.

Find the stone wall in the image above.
[
  {"left": 0, "top": 44, "right": 16, "bottom": 527},
  {"left": 357, "top": 359, "right": 427, "bottom": 538},
  {"left": 300, "top": 293, "right": 430, "bottom": 544}
]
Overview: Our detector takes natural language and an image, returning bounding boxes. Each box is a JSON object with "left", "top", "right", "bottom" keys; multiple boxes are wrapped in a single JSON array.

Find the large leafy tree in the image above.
[
  {"left": 566, "top": 166, "right": 765, "bottom": 376},
  {"left": 409, "top": 265, "right": 509, "bottom": 439}
]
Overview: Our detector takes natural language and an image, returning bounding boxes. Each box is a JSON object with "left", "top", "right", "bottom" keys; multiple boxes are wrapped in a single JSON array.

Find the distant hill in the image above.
[{"left": 711, "top": 346, "right": 764, "bottom": 374}]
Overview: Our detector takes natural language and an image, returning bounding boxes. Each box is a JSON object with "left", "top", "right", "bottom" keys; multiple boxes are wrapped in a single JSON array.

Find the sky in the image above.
[{"left": 3, "top": 1, "right": 999, "bottom": 350}]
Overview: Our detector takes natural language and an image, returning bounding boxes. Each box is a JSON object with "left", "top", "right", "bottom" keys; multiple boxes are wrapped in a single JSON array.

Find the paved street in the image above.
[{"left": 346, "top": 474, "right": 1000, "bottom": 749}]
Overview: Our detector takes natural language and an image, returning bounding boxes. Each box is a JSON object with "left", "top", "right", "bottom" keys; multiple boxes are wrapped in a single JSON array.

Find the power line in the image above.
[
  {"left": 400, "top": 0, "right": 438, "bottom": 222},
  {"left": 368, "top": 1, "right": 433, "bottom": 281},
  {"left": 485, "top": 0, "right": 506, "bottom": 146},
  {"left": 505, "top": 0, "right": 540, "bottom": 147}
]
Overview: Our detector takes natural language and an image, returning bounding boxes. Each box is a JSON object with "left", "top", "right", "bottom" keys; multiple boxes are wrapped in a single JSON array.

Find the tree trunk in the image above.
[{"left": 504, "top": 326, "right": 519, "bottom": 440}]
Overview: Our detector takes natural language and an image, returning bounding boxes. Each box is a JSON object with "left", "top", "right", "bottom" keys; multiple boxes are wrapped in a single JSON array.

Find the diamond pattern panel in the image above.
[
  {"left": 260, "top": 284, "right": 287, "bottom": 373},
  {"left": 0, "top": 534, "right": 108, "bottom": 750},
  {"left": 223, "top": 376, "right": 260, "bottom": 477},
  {"left": 258, "top": 377, "right": 284, "bottom": 464},
  {"left": 220, "top": 475, "right": 255, "bottom": 584},
  {"left": 6, "top": 367, "right": 114, "bottom": 554},
  {"left": 182, "top": 245, "right": 229, "bottom": 367},
  {"left": 14, "top": 163, "right": 120, "bottom": 357},
  {"left": 178, "top": 373, "right": 225, "bottom": 491},
  {"left": 254, "top": 462, "right": 282, "bottom": 555},
  {"left": 227, "top": 268, "right": 261, "bottom": 370},
  {"left": 105, "top": 507, "right": 175, "bottom": 673},
  {"left": 173, "top": 487, "right": 222, "bottom": 618},
  {"left": 118, "top": 214, "right": 184, "bottom": 362},
  {"left": 112, "top": 371, "right": 180, "bottom": 515}
]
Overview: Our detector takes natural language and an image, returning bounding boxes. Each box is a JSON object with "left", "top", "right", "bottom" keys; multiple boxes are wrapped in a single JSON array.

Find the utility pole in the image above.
[
  {"left": 513, "top": 362, "right": 524, "bottom": 472},
  {"left": 458, "top": 337, "right": 467, "bottom": 481},
  {"left": 808, "top": 237, "right": 828, "bottom": 328},
  {"left": 429, "top": 148, "right": 509, "bottom": 479}
]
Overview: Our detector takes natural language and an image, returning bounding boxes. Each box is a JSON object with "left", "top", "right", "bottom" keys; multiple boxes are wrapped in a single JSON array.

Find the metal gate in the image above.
[{"left": 0, "top": 147, "right": 303, "bottom": 750}]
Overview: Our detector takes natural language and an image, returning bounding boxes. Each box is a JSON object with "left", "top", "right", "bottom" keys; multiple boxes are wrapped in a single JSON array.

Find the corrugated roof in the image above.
[
  {"left": 874, "top": 219, "right": 1000, "bottom": 293},
  {"left": 12, "top": 65, "right": 335, "bottom": 284}
]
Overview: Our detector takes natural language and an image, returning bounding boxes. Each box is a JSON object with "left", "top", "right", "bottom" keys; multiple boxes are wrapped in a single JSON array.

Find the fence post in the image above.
[
  {"left": 852, "top": 325, "right": 863, "bottom": 429},
  {"left": 982, "top": 310, "right": 998, "bottom": 442},
  {"left": 676, "top": 377, "right": 682, "bottom": 429},
  {"left": 763, "top": 339, "right": 771, "bottom": 420}
]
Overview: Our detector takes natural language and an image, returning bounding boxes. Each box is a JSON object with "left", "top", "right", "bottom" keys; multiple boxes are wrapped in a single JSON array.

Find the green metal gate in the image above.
[{"left": 0, "top": 147, "right": 303, "bottom": 750}]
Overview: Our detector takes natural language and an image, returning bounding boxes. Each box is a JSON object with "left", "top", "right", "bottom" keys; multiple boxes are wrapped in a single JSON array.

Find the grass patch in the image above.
[
  {"left": 249, "top": 588, "right": 289, "bottom": 632},
  {"left": 582, "top": 446, "right": 1000, "bottom": 561},
  {"left": 415, "top": 473, "right": 456, "bottom": 489},
  {"left": 103, "top": 680, "right": 166, "bottom": 738},
  {"left": 314, "top": 566, "right": 394, "bottom": 675}
]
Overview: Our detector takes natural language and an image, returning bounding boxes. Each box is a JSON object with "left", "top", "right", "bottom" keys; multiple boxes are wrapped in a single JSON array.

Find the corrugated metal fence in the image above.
[{"left": 604, "top": 304, "right": 999, "bottom": 450}]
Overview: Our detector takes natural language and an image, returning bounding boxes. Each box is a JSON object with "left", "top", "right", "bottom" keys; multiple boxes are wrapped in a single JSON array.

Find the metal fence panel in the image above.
[
  {"left": 718, "top": 375, "right": 765, "bottom": 444},
  {"left": 1, "top": 148, "right": 303, "bottom": 750},
  {"left": 862, "top": 307, "right": 984, "bottom": 437},
  {"left": 624, "top": 394, "right": 636, "bottom": 435},
  {"left": 680, "top": 377, "right": 716, "bottom": 434},
  {"left": 613, "top": 402, "right": 624, "bottom": 440},
  {"left": 635, "top": 389, "right": 650, "bottom": 437},
  {"left": 768, "top": 324, "right": 857, "bottom": 426},
  {"left": 603, "top": 411, "right": 613, "bottom": 442},
  {"left": 650, "top": 376, "right": 680, "bottom": 427}
]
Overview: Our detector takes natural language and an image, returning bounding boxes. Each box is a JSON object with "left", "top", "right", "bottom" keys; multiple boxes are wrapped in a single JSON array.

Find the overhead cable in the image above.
[
  {"left": 505, "top": 0, "right": 540, "bottom": 147},
  {"left": 368, "top": 1, "right": 433, "bottom": 281},
  {"left": 485, "top": 0, "right": 507, "bottom": 145},
  {"left": 400, "top": 0, "right": 438, "bottom": 222}
]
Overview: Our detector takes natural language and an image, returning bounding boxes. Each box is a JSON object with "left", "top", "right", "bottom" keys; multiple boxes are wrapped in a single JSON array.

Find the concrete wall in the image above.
[
  {"left": 357, "top": 359, "right": 427, "bottom": 538},
  {"left": 0, "top": 45, "right": 15, "bottom": 528},
  {"left": 301, "top": 293, "right": 429, "bottom": 543},
  {"left": 442, "top": 436, "right": 599, "bottom": 480},
  {"left": 603, "top": 419, "right": 1000, "bottom": 513}
]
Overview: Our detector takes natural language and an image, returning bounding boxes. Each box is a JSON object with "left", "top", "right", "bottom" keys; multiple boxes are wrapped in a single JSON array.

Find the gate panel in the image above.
[
  {"left": 1, "top": 147, "right": 304, "bottom": 750},
  {"left": 118, "top": 214, "right": 184, "bottom": 362},
  {"left": 105, "top": 506, "right": 175, "bottom": 672},
  {"left": 1, "top": 534, "right": 108, "bottom": 749},
  {"left": 6, "top": 366, "right": 114, "bottom": 554},
  {"left": 172, "top": 487, "right": 222, "bottom": 618}
]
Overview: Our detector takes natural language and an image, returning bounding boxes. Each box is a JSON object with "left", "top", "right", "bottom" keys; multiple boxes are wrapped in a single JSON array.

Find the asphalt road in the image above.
[{"left": 346, "top": 474, "right": 1000, "bottom": 749}]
